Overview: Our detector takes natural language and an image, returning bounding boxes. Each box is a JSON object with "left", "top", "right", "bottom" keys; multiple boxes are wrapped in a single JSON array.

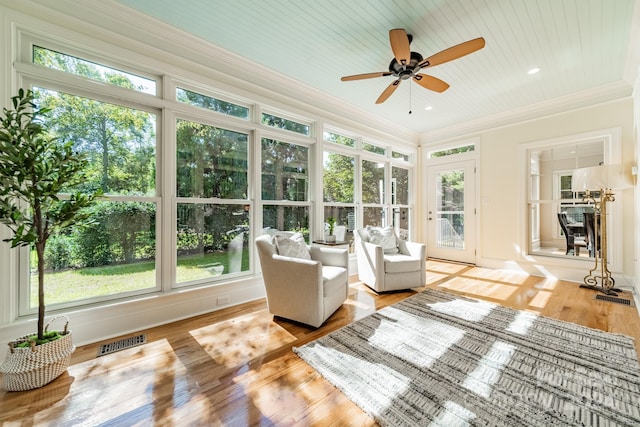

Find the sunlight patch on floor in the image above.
[
  {"left": 190, "top": 310, "right": 296, "bottom": 367},
  {"left": 344, "top": 298, "right": 373, "bottom": 310},
  {"left": 528, "top": 290, "right": 553, "bottom": 309},
  {"left": 427, "top": 297, "right": 495, "bottom": 323},
  {"left": 534, "top": 277, "right": 559, "bottom": 291},
  {"left": 462, "top": 341, "right": 516, "bottom": 398},
  {"left": 369, "top": 307, "right": 465, "bottom": 368},
  {"left": 426, "top": 260, "right": 469, "bottom": 275},
  {"left": 438, "top": 277, "right": 518, "bottom": 301},
  {"left": 425, "top": 271, "right": 451, "bottom": 285},
  {"left": 462, "top": 267, "right": 529, "bottom": 285},
  {"left": 506, "top": 310, "right": 538, "bottom": 335}
]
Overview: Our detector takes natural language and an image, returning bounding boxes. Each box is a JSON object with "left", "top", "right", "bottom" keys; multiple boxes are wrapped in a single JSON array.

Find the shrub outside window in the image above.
[{"left": 175, "top": 119, "right": 249, "bottom": 284}]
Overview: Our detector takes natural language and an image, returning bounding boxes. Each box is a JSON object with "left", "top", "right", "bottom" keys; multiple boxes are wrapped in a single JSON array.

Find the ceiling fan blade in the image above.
[
  {"left": 413, "top": 74, "right": 450, "bottom": 93},
  {"left": 376, "top": 79, "right": 401, "bottom": 104},
  {"left": 419, "top": 37, "right": 485, "bottom": 68},
  {"left": 341, "top": 72, "right": 392, "bottom": 81},
  {"left": 389, "top": 28, "right": 411, "bottom": 66}
]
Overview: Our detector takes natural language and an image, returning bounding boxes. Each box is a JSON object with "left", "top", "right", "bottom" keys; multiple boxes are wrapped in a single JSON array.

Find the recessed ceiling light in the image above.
[
  {"left": 528, "top": 67, "right": 541, "bottom": 75},
  {"left": 424, "top": 105, "right": 433, "bottom": 111}
]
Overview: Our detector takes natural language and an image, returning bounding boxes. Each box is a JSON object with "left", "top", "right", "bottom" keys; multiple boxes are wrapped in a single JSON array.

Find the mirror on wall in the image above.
[{"left": 528, "top": 140, "right": 604, "bottom": 259}]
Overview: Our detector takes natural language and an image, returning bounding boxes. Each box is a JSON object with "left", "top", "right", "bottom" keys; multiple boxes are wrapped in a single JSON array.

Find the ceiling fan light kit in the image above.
[{"left": 341, "top": 29, "right": 485, "bottom": 104}]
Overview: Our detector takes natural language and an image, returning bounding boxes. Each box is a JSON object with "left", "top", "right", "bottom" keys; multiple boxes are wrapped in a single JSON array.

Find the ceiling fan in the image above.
[{"left": 341, "top": 29, "right": 485, "bottom": 104}]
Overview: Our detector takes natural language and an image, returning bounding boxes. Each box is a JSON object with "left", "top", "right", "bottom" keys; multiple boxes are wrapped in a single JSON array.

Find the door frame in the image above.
[{"left": 422, "top": 143, "right": 480, "bottom": 265}]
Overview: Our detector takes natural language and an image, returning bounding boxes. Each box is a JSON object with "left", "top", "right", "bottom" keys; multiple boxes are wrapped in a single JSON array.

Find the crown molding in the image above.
[
  {"left": 18, "top": 0, "right": 418, "bottom": 145},
  {"left": 420, "top": 80, "right": 633, "bottom": 143}
]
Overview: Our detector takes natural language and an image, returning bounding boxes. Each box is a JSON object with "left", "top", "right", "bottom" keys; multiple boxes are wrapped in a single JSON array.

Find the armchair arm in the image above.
[
  {"left": 356, "top": 239, "right": 384, "bottom": 288},
  {"left": 262, "top": 254, "right": 325, "bottom": 325},
  {"left": 310, "top": 246, "right": 348, "bottom": 269},
  {"left": 399, "top": 240, "right": 426, "bottom": 260}
]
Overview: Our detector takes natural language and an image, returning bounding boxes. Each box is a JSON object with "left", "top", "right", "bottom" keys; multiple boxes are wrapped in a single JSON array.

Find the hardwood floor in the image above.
[{"left": 2, "top": 260, "right": 639, "bottom": 426}]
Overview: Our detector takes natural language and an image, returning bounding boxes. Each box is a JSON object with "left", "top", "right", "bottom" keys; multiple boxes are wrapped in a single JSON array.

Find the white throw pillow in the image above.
[
  {"left": 274, "top": 232, "right": 311, "bottom": 259},
  {"left": 366, "top": 226, "right": 399, "bottom": 254}
]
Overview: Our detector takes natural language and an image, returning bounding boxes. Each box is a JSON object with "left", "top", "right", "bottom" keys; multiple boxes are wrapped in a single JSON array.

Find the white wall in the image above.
[{"left": 421, "top": 98, "right": 636, "bottom": 285}]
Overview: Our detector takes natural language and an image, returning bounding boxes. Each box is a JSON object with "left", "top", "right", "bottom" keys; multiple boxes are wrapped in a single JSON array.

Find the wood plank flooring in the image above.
[{"left": 2, "top": 260, "right": 639, "bottom": 426}]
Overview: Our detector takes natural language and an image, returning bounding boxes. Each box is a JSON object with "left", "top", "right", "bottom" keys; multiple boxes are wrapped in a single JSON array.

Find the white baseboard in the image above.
[{"left": 0, "top": 276, "right": 266, "bottom": 360}]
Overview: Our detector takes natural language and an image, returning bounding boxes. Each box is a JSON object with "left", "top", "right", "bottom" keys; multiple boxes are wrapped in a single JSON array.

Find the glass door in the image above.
[{"left": 426, "top": 160, "right": 476, "bottom": 264}]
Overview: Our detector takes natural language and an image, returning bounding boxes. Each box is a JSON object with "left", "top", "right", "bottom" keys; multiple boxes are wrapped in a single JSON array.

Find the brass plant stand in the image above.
[{"left": 580, "top": 188, "right": 621, "bottom": 296}]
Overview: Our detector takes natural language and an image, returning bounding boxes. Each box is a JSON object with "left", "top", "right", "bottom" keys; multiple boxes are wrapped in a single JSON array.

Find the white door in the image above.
[{"left": 426, "top": 160, "right": 476, "bottom": 264}]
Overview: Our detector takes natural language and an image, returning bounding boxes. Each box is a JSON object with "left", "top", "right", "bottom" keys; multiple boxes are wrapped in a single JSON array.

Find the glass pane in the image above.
[
  {"left": 362, "top": 160, "right": 385, "bottom": 204},
  {"left": 323, "top": 152, "right": 354, "bottom": 203},
  {"left": 177, "top": 119, "right": 248, "bottom": 199},
  {"left": 362, "top": 142, "right": 385, "bottom": 155},
  {"left": 261, "top": 138, "right": 308, "bottom": 201},
  {"left": 430, "top": 144, "right": 475, "bottom": 158},
  {"left": 392, "top": 207, "right": 409, "bottom": 240},
  {"left": 323, "top": 206, "right": 355, "bottom": 243},
  {"left": 33, "top": 46, "right": 156, "bottom": 95},
  {"left": 176, "top": 204, "right": 250, "bottom": 283},
  {"left": 35, "top": 201, "right": 157, "bottom": 307},
  {"left": 261, "top": 112, "right": 309, "bottom": 135},
  {"left": 392, "top": 151, "right": 410, "bottom": 161},
  {"left": 560, "top": 175, "right": 573, "bottom": 199},
  {"left": 262, "top": 205, "right": 309, "bottom": 240},
  {"left": 35, "top": 88, "right": 157, "bottom": 196},
  {"left": 436, "top": 169, "right": 465, "bottom": 249},
  {"left": 392, "top": 166, "right": 409, "bottom": 205},
  {"left": 176, "top": 87, "right": 249, "bottom": 119},
  {"left": 363, "top": 207, "right": 385, "bottom": 227},
  {"left": 323, "top": 131, "right": 355, "bottom": 147}
]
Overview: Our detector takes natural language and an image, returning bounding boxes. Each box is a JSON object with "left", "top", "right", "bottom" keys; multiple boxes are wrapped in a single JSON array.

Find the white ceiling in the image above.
[{"left": 30, "top": 0, "right": 640, "bottom": 137}]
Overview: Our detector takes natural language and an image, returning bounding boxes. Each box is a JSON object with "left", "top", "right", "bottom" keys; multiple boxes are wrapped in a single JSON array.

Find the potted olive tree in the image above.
[{"left": 0, "top": 89, "right": 98, "bottom": 391}]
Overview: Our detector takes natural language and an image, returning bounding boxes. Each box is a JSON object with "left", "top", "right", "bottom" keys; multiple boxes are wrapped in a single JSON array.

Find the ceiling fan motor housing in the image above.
[{"left": 389, "top": 52, "right": 424, "bottom": 79}]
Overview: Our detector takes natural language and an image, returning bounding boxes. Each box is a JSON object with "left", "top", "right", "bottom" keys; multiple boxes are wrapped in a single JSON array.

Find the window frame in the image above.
[{"left": 17, "top": 75, "right": 163, "bottom": 315}]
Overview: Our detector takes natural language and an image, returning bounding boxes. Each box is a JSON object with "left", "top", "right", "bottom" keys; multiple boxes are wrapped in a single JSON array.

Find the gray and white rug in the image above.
[{"left": 294, "top": 288, "right": 640, "bottom": 426}]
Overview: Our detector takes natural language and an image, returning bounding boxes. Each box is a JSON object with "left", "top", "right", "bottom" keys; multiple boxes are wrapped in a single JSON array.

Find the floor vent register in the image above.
[
  {"left": 97, "top": 334, "right": 147, "bottom": 357},
  {"left": 595, "top": 294, "right": 635, "bottom": 307}
]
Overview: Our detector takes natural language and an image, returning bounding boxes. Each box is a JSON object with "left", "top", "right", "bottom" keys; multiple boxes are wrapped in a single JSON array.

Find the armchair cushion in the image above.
[
  {"left": 383, "top": 254, "right": 422, "bottom": 273},
  {"left": 365, "top": 225, "right": 399, "bottom": 254},
  {"left": 273, "top": 232, "right": 311, "bottom": 260}
]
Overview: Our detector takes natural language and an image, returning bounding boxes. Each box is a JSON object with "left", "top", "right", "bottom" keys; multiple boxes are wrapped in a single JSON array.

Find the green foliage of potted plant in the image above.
[
  {"left": 0, "top": 89, "right": 98, "bottom": 390},
  {"left": 325, "top": 217, "right": 337, "bottom": 243}
]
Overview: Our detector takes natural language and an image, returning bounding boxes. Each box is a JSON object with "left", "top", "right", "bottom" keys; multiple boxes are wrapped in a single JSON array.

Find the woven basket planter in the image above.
[{"left": 0, "top": 316, "right": 75, "bottom": 391}]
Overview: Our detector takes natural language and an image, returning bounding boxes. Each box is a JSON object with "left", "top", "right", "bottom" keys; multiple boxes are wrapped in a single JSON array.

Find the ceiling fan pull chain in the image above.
[{"left": 409, "top": 80, "right": 412, "bottom": 115}]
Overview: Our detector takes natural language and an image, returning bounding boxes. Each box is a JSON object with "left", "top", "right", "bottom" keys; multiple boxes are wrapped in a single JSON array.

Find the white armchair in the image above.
[
  {"left": 255, "top": 234, "right": 349, "bottom": 328},
  {"left": 354, "top": 227, "right": 426, "bottom": 292}
]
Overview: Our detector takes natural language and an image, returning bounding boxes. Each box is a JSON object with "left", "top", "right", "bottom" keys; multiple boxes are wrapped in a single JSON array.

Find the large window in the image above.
[
  {"left": 175, "top": 119, "right": 249, "bottom": 284},
  {"left": 362, "top": 159, "right": 386, "bottom": 227},
  {"left": 27, "top": 87, "right": 158, "bottom": 312},
  {"left": 9, "top": 30, "right": 416, "bottom": 316},
  {"left": 323, "top": 151, "right": 355, "bottom": 243},
  {"left": 392, "top": 166, "right": 410, "bottom": 240},
  {"left": 261, "top": 138, "right": 310, "bottom": 240}
]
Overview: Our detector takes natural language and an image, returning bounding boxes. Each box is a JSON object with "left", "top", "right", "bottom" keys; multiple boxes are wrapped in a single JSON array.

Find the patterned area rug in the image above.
[{"left": 294, "top": 289, "right": 640, "bottom": 426}]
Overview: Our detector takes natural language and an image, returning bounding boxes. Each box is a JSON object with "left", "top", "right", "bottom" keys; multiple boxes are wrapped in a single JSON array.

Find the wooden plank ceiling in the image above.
[{"left": 95, "top": 1, "right": 640, "bottom": 135}]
